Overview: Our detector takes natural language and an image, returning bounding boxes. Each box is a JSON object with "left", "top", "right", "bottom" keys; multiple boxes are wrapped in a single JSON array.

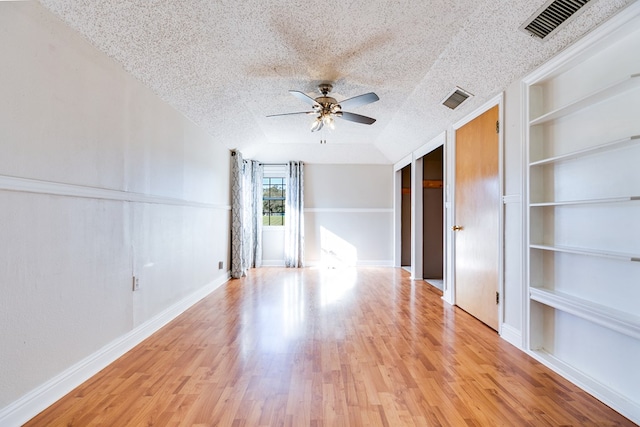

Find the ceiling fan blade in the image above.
[
  {"left": 289, "top": 90, "right": 319, "bottom": 106},
  {"left": 266, "top": 111, "right": 315, "bottom": 117},
  {"left": 338, "top": 92, "right": 379, "bottom": 109},
  {"left": 338, "top": 111, "right": 376, "bottom": 125}
]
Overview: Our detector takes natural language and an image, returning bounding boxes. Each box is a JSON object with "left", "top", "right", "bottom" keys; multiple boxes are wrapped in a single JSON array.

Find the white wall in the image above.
[
  {"left": 304, "top": 164, "right": 393, "bottom": 266},
  {"left": 0, "top": 2, "right": 230, "bottom": 421},
  {"left": 262, "top": 227, "right": 285, "bottom": 266}
]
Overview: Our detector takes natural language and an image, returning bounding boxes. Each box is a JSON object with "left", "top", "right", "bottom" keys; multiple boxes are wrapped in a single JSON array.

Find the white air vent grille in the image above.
[
  {"left": 521, "top": 0, "right": 594, "bottom": 41},
  {"left": 442, "top": 87, "right": 472, "bottom": 110}
]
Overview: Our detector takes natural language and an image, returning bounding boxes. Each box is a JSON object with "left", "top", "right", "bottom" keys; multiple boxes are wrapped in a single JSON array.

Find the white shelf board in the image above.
[
  {"left": 530, "top": 135, "right": 640, "bottom": 166},
  {"left": 529, "top": 244, "right": 640, "bottom": 262},
  {"left": 529, "top": 74, "right": 640, "bottom": 125},
  {"left": 529, "top": 287, "right": 640, "bottom": 340},
  {"left": 530, "top": 196, "right": 640, "bottom": 207}
]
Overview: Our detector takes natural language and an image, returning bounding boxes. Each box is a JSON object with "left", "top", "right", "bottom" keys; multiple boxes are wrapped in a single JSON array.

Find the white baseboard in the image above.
[
  {"left": 423, "top": 279, "right": 443, "bottom": 291},
  {"left": 529, "top": 350, "right": 640, "bottom": 425},
  {"left": 356, "top": 260, "right": 394, "bottom": 267},
  {"left": 304, "top": 260, "right": 394, "bottom": 268},
  {"left": 0, "top": 272, "right": 230, "bottom": 427},
  {"left": 499, "top": 323, "right": 523, "bottom": 349},
  {"left": 261, "top": 260, "right": 286, "bottom": 267}
]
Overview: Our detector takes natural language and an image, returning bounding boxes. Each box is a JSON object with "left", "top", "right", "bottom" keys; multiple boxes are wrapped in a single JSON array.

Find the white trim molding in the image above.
[
  {"left": 414, "top": 132, "right": 446, "bottom": 160},
  {"left": 305, "top": 208, "right": 393, "bottom": 213},
  {"left": 0, "top": 174, "right": 231, "bottom": 210},
  {"left": 0, "top": 273, "right": 231, "bottom": 427},
  {"left": 393, "top": 154, "right": 412, "bottom": 172}
]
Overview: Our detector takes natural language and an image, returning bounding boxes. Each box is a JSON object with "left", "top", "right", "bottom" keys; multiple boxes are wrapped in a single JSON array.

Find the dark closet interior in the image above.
[{"left": 422, "top": 146, "right": 443, "bottom": 280}]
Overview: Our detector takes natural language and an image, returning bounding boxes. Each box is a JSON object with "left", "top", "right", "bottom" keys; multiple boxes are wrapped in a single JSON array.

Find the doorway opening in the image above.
[
  {"left": 400, "top": 164, "right": 412, "bottom": 271},
  {"left": 422, "top": 146, "right": 444, "bottom": 290}
]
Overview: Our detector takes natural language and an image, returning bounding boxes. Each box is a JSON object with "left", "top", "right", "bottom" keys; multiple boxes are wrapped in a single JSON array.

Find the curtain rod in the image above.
[{"left": 230, "top": 151, "right": 291, "bottom": 166}]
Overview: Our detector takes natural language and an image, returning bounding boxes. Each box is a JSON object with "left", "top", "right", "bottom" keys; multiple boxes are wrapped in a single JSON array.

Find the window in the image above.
[{"left": 263, "top": 176, "right": 285, "bottom": 226}]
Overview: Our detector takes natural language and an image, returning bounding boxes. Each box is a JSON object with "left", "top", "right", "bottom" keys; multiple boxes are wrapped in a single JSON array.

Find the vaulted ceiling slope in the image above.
[{"left": 38, "top": 0, "right": 633, "bottom": 164}]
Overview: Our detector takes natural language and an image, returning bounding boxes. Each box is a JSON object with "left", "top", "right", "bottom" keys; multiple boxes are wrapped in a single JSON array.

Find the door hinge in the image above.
[
  {"left": 496, "top": 291, "right": 500, "bottom": 304},
  {"left": 496, "top": 120, "right": 500, "bottom": 134}
]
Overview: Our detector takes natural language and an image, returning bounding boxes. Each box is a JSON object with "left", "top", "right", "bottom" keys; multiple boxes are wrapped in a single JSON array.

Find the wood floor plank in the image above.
[{"left": 24, "top": 267, "right": 636, "bottom": 426}]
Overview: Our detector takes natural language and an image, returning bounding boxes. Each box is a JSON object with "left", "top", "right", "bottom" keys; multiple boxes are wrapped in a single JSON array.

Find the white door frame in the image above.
[{"left": 393, "top": 154, "right": 411, "bottom": 268}]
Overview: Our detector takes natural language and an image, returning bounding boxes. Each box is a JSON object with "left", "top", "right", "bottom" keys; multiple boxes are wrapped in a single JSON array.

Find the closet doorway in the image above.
[
  {"left": 400, "top": 164, "right": 412, "bottom": 270},
  {"left": 422, "top": 146, "right": 444, "bottom": 290}
]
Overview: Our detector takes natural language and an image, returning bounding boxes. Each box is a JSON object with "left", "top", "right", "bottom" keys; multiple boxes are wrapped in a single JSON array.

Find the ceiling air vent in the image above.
[
  {"left": 442, "top": 87, "right": 473, "bottom": 110},
  {"left": 520, "top": 0, "right": 595, "bottom": 41}
]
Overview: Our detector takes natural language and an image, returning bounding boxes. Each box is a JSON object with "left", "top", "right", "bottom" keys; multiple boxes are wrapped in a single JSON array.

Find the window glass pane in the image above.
[{"left": 262, "top": 176, "right": 286, "bottom": 226}]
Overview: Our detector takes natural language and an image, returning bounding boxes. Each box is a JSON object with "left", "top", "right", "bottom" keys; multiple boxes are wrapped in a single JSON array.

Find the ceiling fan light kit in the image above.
[{"left": 268, "top": 83, "right": 379, "bottom": 135}]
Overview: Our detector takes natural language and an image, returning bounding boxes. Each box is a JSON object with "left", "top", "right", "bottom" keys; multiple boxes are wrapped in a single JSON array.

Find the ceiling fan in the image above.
[{"left": 267, "top": 83, "right": 379, "bottom": 132}]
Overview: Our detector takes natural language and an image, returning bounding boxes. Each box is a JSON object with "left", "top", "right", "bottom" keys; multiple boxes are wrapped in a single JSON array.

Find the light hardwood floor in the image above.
[{"left": 26, "top": 267, "right": 636, "bottom": 426}]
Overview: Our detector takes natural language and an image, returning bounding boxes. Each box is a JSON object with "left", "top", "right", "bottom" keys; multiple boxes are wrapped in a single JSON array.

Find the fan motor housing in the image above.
[{"left": 315, "top": 96, "right": 337, "bottom": 106}]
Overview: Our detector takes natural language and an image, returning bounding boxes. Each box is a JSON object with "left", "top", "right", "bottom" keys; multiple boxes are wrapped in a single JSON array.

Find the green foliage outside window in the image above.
[{"left": 263, "top": 177, "right": 285, "bottom": 226}]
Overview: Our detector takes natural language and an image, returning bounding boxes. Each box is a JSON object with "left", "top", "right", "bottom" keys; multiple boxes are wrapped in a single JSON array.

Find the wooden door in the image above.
[{"left": 454, "top": 105, "right": 499, "bottom": 330}]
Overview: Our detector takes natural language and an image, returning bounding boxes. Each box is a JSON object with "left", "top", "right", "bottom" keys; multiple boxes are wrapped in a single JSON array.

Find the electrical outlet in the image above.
[
  {"left": 132, "top": 276, "right": 140, "bottom": 291},
  {"left": 218, "top": 261, "right": 224, "bottom": 270}
]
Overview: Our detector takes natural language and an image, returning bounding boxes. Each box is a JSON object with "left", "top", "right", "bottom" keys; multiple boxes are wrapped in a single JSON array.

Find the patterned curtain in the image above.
[
  {"left": 284, "top": 161, "right": 304, "bottom": 268},
  {"left": 249, "top": 161, "right": 263, "bottom": 268},
  {"left": 230, "top": 151, "right": 247, "bottom": 278},
  {"left": 231, "top": 151, "right": 263, "bottom": 278}
]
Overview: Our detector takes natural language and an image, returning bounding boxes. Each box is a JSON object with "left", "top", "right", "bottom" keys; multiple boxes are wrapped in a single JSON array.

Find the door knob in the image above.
[{"left": 452, "top": 225, "right": 463, "bottom": 231}]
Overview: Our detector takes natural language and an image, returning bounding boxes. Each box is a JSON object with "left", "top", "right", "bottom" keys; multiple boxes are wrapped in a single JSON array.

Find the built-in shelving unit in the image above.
[{"left": 524, "top": 10, "right": 640, "bottom": 423}]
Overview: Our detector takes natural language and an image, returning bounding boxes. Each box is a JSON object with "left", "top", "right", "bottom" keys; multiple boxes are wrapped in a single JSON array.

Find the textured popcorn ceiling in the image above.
[{"left": 37, "top": 0, "right": 633, "bottom": 164}]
